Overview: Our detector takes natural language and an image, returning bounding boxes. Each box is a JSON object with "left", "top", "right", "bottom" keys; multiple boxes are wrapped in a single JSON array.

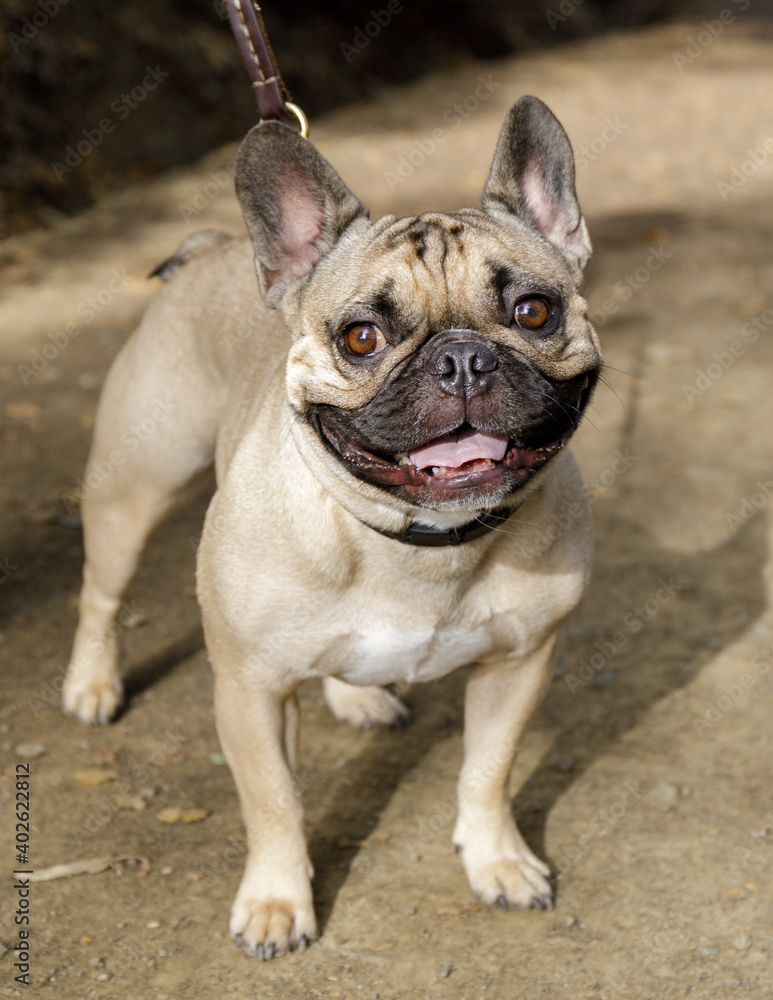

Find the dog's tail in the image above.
[{"left": 149, "top": 229, "right": 232, "bottom": 282}]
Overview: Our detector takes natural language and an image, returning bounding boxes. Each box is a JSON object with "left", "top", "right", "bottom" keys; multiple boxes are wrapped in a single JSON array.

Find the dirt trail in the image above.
[{"left": 1, "top": 19, "right": 773, "bottom": 1000}]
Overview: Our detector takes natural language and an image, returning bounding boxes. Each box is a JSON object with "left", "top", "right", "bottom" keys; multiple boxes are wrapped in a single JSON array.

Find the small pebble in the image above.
[
  {"left": 14, "top": 741, "right": 46, "bottom": 759},
  {"left": 147, "top": 921, "right": 161, "bottom": 929},
  {"left": 697, "top": 947, "right": 718, "bottom": 958},
  {"left": 181, "top": 807, "right": 210, "bottom": 823},
  {"left": 157, "top": 806, "right": 182, "bottom": 823},
  {"left": 723, "top": 979, "right": 740, "bottom": 990},
  {"left": 646, "top": 781, "right": 679, "bottom": 810},
  {"left": 74, "top": 767, "right": 117, "bottom": 787},
  {"left": 734, "top": 935, "right": 751, "bottom": 951},
  {"left": 562, "top": 914, "right": 578, "bottom": 928},
  {"left": 438, "top": 964, "right": 453, "bottom": 978},
  {"left": 160, "top": 866, "right": 173, "bottom": 876},
  {"left": 402, "top": 906, "right": 417, "bottom": 916}
]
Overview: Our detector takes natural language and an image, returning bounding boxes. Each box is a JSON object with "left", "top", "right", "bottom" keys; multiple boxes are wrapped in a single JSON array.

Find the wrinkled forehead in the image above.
[{"left": 306, "top": 210, "right": 574, "bottom": 332}]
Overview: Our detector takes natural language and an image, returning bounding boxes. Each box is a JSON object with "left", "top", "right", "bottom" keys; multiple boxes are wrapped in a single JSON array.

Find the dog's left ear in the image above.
[
  {"left": 483, "top": 96, "right": 591, "bottom": 279},
  {"left": 235, "top": 121, "right": 368, "bottom": 305}
]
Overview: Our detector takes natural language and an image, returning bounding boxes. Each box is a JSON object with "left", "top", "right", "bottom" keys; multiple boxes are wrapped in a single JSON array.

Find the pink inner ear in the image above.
[
  {"left": 519, "top": 163, "right": 572, "bottom": 249},
  {"left": 265, "top": 171, "right": 325, "bottom": 289}
]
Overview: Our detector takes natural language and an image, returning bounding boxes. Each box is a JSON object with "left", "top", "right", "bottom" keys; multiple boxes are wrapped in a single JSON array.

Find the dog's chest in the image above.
[{"left": 338, "top": 621, "right": 494, "bottom": 687}]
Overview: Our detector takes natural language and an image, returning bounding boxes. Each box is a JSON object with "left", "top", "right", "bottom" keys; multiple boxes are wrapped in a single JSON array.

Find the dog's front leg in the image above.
[
  {"left": 215, "top": 675, "right": 316, "bottom": 958},
  {"left": 453, "top": 635, "right": 556, "bottom": 911}
]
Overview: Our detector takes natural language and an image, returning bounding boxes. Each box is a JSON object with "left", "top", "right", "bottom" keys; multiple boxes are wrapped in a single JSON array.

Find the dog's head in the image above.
[{"left": 235, "top": 96, "right": 601, "bottom": 514}]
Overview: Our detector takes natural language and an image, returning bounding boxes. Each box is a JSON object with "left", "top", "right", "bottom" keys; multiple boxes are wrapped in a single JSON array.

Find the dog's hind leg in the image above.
[
  {"left": 63, "top": 321, "right": 223, "bottom": 723},
  {"left": 63, "top": 468, "right": 211, "bottom": 724},
  {"left": 322, "top": 677, "right": 410, "bottom": 729}
]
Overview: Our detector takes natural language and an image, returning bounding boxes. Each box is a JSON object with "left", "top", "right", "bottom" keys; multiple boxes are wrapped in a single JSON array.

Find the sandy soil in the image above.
[{"left": 1, "top": 18, "right": 773, "bottom": 1000}]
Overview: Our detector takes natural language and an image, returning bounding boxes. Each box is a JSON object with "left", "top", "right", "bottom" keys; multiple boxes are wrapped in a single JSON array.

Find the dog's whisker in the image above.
[
  {"left": 601, "top": 363, "right": 645, "bottom": 382},
  {"left": 595, "top": 381, "right": 627, "bottom": 416}
]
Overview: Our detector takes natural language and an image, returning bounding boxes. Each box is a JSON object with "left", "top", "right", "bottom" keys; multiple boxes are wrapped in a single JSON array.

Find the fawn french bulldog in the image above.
[{"left": 64, "top": 96, "right": 601, "bottom": 958}]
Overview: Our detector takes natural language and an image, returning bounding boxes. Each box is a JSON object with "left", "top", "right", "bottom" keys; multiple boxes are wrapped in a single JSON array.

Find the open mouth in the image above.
[{"left": 318, "top": 419, "right": 575, "bottom": 501}]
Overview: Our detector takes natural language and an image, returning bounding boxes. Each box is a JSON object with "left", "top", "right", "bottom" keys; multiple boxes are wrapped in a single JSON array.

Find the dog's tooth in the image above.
[
  {"left": 432, "top": 467, "right": 440, "bottom": 475},
  {"left": 398, "top": 455, "right": 412, "bottom": 466}
]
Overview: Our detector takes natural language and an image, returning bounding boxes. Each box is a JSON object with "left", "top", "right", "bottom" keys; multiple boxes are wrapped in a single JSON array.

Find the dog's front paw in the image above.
[
  {"left": 230, "top": 889, "right": 317, "bottom": 960},
  {"left": 62, "top": 672, "right": 123, "bottom": 725},
  {"left": 462, "top": 849, "right": 553, "bottom": 911},
  {"left": 323, "top": 677, "right": 410, "bottom": 729}
]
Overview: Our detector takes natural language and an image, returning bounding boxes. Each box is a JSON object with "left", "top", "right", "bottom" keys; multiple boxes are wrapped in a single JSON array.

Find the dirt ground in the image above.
[{"left": 2, "top": 18, "right": 773, "bottom": 1000}]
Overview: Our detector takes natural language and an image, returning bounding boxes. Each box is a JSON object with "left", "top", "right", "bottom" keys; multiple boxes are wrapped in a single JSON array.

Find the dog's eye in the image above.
[
  {"left": 514, "top": 297, "right": 552, "bottom": 331},
  {"left": 342, "top": 324, "right": 388, "bottom": 357}
]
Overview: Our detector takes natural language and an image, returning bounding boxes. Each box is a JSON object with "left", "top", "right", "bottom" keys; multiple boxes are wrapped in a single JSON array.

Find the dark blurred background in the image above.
[{"left": 2, "top": 0, "right": 696, "bottom": 235}]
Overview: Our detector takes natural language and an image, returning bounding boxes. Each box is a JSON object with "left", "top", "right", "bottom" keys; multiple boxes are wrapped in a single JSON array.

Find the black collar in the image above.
[{"left": 368, "top": 505, "right": 513, "bottom": 546}]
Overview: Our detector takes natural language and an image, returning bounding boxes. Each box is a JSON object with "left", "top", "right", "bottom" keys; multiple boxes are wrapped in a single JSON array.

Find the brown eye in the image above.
[
  {"left": 514, "top": 297, "right": 552, "bottom": 331},
  {"left": 343, "top": 324, "right": 387, "bottom": 357}
]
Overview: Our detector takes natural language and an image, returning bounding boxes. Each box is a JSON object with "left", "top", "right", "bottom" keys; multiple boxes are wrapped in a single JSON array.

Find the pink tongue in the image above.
[{"left": 409, "top": 428, "right": 508, "bottom": 470}]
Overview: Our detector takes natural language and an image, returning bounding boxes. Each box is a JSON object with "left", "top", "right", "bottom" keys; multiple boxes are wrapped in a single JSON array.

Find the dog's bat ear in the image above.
[
  {"left": 483, "top": 96, "right": 591, "bottom": 279},
  {"left": 235, "top": 122, "right": 368, "bottom": 305}
]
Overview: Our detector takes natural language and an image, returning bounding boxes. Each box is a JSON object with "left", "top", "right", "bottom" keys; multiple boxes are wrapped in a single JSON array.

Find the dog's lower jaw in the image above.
[{"left": 316, "top": 414, "right": 573, "bottom": 508}]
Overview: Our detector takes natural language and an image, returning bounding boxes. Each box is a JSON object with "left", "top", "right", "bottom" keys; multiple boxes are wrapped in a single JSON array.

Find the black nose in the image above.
[{"left": 428, "top": 340, "right": 498, "bottom": 397}]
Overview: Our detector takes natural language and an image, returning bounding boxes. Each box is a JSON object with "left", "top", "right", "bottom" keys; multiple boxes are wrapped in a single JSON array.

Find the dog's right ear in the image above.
[{"left": 234, "top": 122, "right": 368, "bottom": 305}]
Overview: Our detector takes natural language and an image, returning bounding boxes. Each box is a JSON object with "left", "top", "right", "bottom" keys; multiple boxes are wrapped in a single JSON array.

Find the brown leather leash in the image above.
[{"left": 224, "top": 0, "right": 309, "bottom": 137}]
